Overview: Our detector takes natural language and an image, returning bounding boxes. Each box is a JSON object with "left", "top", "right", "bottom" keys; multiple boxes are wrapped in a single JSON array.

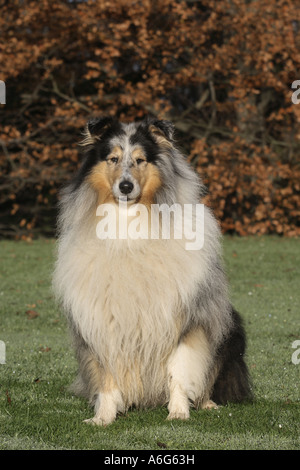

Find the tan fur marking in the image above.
[
  {"left": 132, "top": 147, "right": 146, "bottom": 162},
  {"left": 181, "top": 327, "right": 209, "bottom": 350},
  {"left": 102, "top": 371, "right": 118, "bottom": 394},
  {"left": 84, "top": 356, "right": 105, "bottom": 398},
  {"left": 118, "top": 362, "right": 144, "bottom": 405},
  {"left": 88, "top": 160, "right": 120, "bottom": 204},
  {"left": 108, "top": 146, "right": 123, "bottom": 162},
  {"left": 138, "top": 163, "right": 162, "bottom": 207}
]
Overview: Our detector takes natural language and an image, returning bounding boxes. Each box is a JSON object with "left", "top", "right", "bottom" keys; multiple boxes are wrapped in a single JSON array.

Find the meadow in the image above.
[{"left": 0, "top": 237, "right": 299, "bottom": 450}]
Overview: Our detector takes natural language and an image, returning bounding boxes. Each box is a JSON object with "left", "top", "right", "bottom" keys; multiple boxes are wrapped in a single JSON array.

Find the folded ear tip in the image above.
[
  {"left": 150, "top": 118, "right": 175, "bottom": 141},
  {"left": 79, "top": 116, "right": 115, "bottom": 146},
  {"left": 87, "top": 116, "right": 114, "bottom": 136}
]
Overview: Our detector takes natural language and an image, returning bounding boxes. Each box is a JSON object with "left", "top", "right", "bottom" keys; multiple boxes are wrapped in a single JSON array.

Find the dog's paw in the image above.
[
  {"left": 167, "top": 409, "right": 189, "bottom": 421},
  {"left": 83, "top": 417, "right": 105, "bottom": 426},
  {"left": 201, "top": 399, "right": 218, "bottom": 410},
  {"left": 83, "top": 416, "right": 115, "bottom": 426}
]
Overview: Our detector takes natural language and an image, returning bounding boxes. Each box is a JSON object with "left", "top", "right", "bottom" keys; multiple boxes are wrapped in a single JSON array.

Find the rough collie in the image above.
[{"left": 53, "top": 116, "right": 252, "bottom": 425}]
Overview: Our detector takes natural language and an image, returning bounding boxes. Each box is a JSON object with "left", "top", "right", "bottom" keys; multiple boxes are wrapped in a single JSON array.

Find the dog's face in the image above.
[{"left": 79, "top": 117, "right": 174, "bottom": 207}]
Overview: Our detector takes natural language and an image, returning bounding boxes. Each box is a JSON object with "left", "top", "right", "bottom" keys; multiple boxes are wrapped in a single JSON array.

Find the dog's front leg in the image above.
[
  {"left": 85, "top": 387, "right": 124, "bottom": 426},
  {"left": 166, "top": 327, "right": 212, "bottom": 420},
  {"left": 84, "top": 370, "right": 125, "bottom": 426}
]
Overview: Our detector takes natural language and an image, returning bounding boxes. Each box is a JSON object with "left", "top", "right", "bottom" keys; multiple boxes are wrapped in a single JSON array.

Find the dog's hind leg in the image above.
[
  {"left": 166, "top": 328, "right": 212, "bottom": 420},
  {"left": 211, "top": 308, "right": 252, "bottom": 405}
]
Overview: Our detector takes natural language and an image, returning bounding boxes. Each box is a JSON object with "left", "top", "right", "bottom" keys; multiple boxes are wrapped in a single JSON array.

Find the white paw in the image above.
[
  {"left": 84, "top": 390, "right": 122, "bottom": 426},
  {"left": 167, "top": 406, "right": 190, "bottom": 421},
  {"left": 83, "top": 415, "right": 115, "bottom": 426},
  {"left": 202, "top": 399, "right": 218, "bottom": 410}
]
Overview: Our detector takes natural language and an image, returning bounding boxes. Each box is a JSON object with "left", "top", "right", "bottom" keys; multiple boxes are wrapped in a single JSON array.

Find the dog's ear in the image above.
[
  {"left": 80, "top": 116, "right": 115, "bottom": 146},
  {"left": 87, "top": 116, "right": 115, "bottom": 137},
  {"left": 148, "top": 119, "right": 175, "bottom": 146}
]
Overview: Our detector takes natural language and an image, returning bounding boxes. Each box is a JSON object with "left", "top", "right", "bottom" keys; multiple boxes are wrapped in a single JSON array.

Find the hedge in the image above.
[{"left": 0, "top": 0, "right": 299, "bottom": 238}]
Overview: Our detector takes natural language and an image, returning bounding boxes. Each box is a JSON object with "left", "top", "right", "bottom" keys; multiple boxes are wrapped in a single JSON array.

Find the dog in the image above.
[{"left": 53, "top": 116, "right": 252, "bottom": 425}]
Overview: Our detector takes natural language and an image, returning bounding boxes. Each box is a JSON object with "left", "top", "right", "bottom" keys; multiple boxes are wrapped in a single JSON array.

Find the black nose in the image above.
[{"left": 119, "top": 180, "right": 134, "bottom": 195}]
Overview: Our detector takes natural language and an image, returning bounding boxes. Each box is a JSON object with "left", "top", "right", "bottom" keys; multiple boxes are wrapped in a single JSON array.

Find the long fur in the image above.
[{"left": 53, "top": 116, "right": 252, "bottom": 425}]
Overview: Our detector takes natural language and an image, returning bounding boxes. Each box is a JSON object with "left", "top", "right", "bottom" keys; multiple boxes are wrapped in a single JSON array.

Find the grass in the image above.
[{"left": 0, "top": 236, "right": 299, "bottom": 450}]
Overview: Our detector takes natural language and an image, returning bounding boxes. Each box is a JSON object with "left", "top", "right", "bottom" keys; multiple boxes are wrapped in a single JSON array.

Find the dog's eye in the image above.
[
  {"left": 136, "top": 158, "right": 145, "bottom": 165},
  {"left": 110, "top": 157, "right": 119, "bottom": 164}
]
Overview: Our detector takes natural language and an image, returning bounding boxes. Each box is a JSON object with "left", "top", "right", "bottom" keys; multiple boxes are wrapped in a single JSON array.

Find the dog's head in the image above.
[{"left": 77, "top": 116, "right": 175, "bottom": 206}]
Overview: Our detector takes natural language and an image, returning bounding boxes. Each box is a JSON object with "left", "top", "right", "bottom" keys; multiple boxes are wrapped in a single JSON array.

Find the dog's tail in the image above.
[{"left": 211, "top": 307, "right": 253, "bottom": 404}]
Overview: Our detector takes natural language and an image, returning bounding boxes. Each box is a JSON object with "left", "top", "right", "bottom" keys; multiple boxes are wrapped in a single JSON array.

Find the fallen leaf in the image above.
[
  {"left": 6, "top": 390, "right": 11, "bottom": 405},
  {"left": 39, "top": 346, "right": 51, "bottom": 352},
  {"left": 25, "top": 310, "right": 39, "bottom": 319},
  {"left": 157, "top": 441, "right": 167, "bottom": 448}
]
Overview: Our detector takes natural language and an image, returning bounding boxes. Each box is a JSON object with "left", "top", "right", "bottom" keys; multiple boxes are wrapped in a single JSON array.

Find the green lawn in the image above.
[{"left": 0, "top": 236, "right": 299, "bottom": 450}]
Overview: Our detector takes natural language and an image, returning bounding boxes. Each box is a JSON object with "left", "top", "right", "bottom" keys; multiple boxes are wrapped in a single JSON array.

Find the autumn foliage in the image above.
[{"left": 0, "top": 0, "right": 299, "bottom": 238}]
